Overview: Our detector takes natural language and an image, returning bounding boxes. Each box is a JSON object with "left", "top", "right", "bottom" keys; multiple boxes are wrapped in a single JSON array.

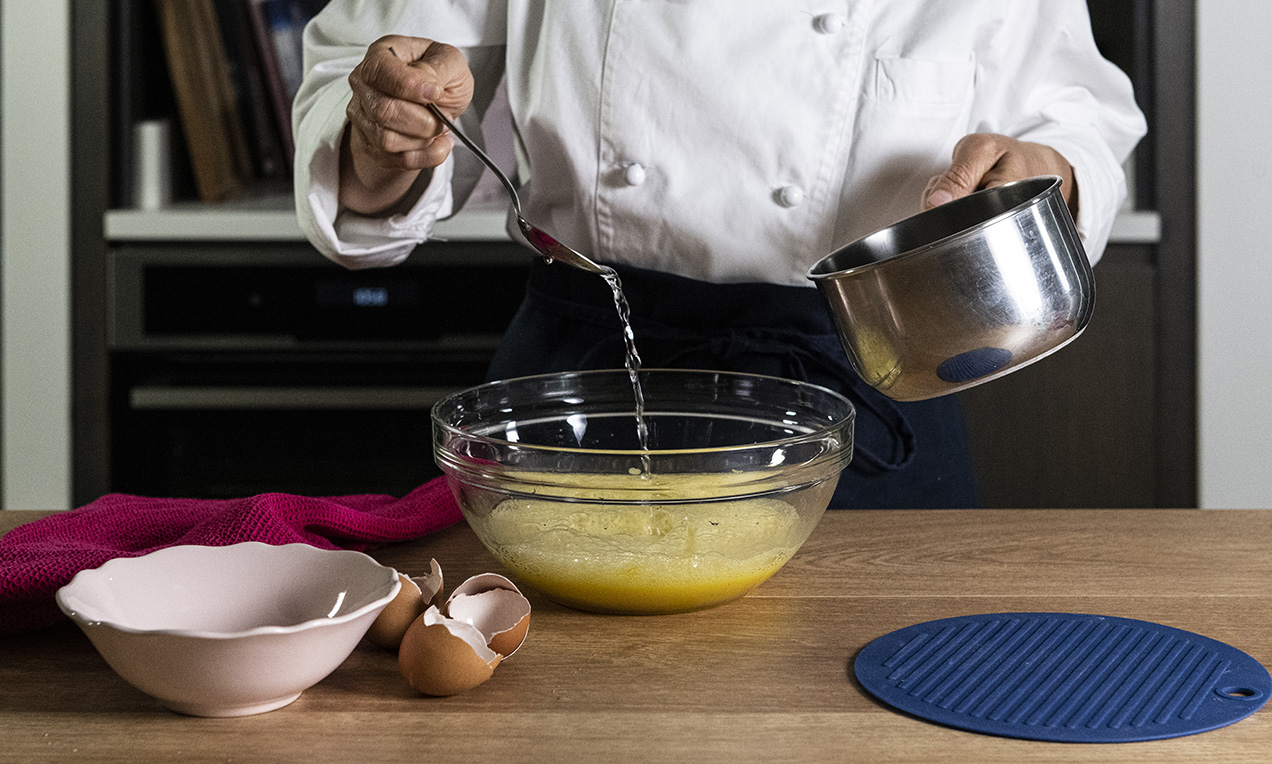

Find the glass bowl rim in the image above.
[{"left": 430, "top": 367, "right": 857, "bottom": 457}]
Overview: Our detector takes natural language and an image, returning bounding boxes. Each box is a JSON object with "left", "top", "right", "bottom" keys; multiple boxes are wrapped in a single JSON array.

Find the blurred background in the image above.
[{"left": 0, "top": 1, "right": 1261, "bottom": 510}]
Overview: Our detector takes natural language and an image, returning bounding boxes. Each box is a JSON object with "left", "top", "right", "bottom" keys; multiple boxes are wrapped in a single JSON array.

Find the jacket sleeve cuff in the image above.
[
  {"left": 1015, "top": 127, "right": 1128, "bottom": 267},
  {"left": 293, "top": 77, "right": 455, "bottom": 270}
]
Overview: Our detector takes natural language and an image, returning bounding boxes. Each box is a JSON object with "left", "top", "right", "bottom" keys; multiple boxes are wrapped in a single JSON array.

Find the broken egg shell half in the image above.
[
  {"left": 364, "top": 559, "right": 444, "bottom": 649},
  {"left": 399, "top": 606, "right": 503, "bottom": 696},
  {"left": 445, "top": 573, "right": 531, "bottom": 659},
  {"left": 397, "top": 572, "right": 532, "bottom": 696}
]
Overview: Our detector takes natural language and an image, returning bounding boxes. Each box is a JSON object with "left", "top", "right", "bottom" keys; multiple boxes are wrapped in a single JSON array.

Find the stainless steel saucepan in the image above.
[{"left": 807, "top": 176, "right": 1094, "bottom": 401}]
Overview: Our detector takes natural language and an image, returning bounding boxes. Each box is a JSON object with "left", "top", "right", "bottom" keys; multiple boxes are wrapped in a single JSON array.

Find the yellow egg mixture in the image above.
[{"left": 476, "top": 475, "right": 809, "bottom": 613}]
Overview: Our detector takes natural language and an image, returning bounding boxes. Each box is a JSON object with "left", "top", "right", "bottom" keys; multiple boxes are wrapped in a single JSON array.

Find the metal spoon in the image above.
[{"left": 425, "top": 103, "right": 608, "bottom": 274}]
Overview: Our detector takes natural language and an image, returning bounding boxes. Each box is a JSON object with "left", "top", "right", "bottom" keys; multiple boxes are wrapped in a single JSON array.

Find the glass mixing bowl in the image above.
[{"left": 432, "top": 369, "right": 855, "bottom": 614}]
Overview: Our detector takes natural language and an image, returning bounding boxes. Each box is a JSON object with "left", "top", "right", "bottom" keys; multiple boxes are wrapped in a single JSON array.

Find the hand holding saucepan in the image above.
[{"left": 923, "top": 133, "right": 1078, "bottom": 217}]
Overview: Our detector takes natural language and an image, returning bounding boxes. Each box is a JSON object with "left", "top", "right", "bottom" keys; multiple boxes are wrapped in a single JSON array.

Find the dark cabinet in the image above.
[
  {"left": 961, "top": 246, "right": 1161, "bottom": 507},
  {"left": 961, "top": 0, "right": 1195, "bottom": 508}
]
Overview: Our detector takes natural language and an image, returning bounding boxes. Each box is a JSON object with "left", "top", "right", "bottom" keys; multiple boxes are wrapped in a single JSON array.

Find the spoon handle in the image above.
[
  {"left": 425, "top": 103, "right": 522, "bottom": 216},
  {"left": 424, "top": 103, "right": 609, "bottom": 275}
]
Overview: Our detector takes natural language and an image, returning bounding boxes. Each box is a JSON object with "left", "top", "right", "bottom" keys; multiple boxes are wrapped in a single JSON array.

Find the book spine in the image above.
[
  {"left": 246, "top": 0, "right": 296, "bottom": 170},
  {"left": 152, "top": 0, "right": 254, "bottom": 202}
]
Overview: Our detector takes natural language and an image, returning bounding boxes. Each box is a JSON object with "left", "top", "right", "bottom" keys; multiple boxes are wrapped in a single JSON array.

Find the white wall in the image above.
[
  {"left": 1197, "top": 4, "right": 1272, "bottom": 507},
  {"left": 1, "top": 0, "right": 73, "bottom": 510}
]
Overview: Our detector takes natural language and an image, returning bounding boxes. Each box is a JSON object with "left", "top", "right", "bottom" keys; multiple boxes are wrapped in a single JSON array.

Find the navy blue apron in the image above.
[{"left": 486, "top": 260, "right": 981, "bottom": 509}]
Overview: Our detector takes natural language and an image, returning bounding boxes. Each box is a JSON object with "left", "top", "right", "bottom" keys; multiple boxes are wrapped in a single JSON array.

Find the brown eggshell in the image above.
[
  {"left": 399, "top": 606, "right": 502, "bottom": 696},
  {"left": 446, "top": 573, "right": 532, "bottom": 657},
  {"left": 487, "top": 609, "right": 530, "bottom": 659},
  {"left": 365, "top": 560, "right": 444, "bottom": 649},
  {"left": 365, "top": 575, "right": 424, "bottom": 649},
  {"left": 449, "top": 572, "right": 521, "bottom": 599},
  {"left": 413, "top": 558, "right": 446, "bottom": 608}
]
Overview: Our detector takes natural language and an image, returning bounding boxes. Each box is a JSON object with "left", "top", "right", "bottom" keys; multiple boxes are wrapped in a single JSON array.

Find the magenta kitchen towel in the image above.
[{"left": 0, "top": 478, "right": 463, "bottom": 634}]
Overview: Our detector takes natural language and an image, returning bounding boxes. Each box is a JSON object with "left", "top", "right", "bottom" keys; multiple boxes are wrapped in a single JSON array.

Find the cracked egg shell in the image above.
[
  {"left": 446, "top": 573, "right": 531, "bottom": 658},
  {"left": 399, "top": 606, "right": 502, "bottom": 696},
  {"left": 365, "top": 559, "right": 444, "bottom": 649}
]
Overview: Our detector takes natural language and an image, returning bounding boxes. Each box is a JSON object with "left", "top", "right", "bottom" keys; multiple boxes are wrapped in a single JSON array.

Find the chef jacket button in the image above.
[
  {"left": 813, "top": 13, "right": 845, "bottom": 34},
  {"left": 776, "top": 185, "right": 806, "bottom": 208},
  {"left": 624, "top": 163, "right": 647, "bottom": 187}
]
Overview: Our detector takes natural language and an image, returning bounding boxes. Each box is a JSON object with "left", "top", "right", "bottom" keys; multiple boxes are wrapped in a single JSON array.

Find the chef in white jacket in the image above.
[{"left": 293, "top": 1, "right": 1146, "bottom": 509}]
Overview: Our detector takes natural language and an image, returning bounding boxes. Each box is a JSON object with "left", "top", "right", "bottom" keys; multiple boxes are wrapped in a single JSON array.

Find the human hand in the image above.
[
  {"left": 340, "top": 35, "right": 474, "bottom": 215},
  {"left": 922, "top": 134, "right": 1078, "bottom": 217}
]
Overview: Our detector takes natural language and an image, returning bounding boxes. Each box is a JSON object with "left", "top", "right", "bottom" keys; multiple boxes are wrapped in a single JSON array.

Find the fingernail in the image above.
[{"left": 927, "top": 189, "right": 953, "bottom": 207}]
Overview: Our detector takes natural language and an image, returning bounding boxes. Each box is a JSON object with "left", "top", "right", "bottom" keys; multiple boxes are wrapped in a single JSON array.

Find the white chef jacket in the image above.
[{"left": 294, "top": 0, "right": 1146, "bottom": 286}]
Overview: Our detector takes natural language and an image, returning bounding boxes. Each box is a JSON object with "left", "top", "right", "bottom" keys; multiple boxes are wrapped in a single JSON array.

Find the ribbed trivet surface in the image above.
[{"left": 854, "top": 613, "right": 1271, "bottom": 742}]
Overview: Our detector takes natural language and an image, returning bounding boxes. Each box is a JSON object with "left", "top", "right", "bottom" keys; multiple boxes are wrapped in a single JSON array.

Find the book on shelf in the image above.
[
  {"left": 152, "top": 0, "right": 255, "bottom": 203},
  {"left": 216, "top": 0, "right": 290, "bottom": 182},
  {"left": 246, "top": 0, "right": 327, "bottom": 172}
]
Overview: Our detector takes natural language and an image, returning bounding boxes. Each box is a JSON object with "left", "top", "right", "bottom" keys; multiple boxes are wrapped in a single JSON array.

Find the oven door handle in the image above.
[{"left": 128, "top": 386, "right": 463, "bottom": 410}]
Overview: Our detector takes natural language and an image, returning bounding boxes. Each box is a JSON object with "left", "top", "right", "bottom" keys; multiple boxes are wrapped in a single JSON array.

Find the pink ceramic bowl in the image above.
[{"left": 55, "top": 542, "right": 401, "bottom": 717}]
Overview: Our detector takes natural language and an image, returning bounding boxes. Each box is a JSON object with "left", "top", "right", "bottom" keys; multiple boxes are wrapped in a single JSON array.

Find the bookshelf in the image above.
[{"left": 69, "top": 1, "right": 1194, "bottom": 507}]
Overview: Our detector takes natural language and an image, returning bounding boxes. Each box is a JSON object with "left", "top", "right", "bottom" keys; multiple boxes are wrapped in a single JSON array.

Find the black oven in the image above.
[{"left": 106, "top": 242, "right": 530, "bottom": 499}]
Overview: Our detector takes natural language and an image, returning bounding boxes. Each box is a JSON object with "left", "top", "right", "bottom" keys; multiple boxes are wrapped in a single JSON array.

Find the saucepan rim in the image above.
[{"left": 806, "top": 174, "right": 1064, "bottom": 281}]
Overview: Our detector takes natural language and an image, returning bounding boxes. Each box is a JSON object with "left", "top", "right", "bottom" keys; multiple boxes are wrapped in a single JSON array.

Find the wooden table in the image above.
[{"left": 3, "top": 509, "right": 1271, "bottom": 763}]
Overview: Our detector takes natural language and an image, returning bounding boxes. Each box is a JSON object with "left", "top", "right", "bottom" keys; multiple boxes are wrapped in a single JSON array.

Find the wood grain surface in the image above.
[{"left": 2, "top": 509, "right": 1269, "bottom": 763}]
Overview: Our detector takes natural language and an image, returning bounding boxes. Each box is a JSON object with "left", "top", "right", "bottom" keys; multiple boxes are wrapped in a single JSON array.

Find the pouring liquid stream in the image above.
[
  {"left": 417, "top": 99, "right": 651, "bottom": 469},
  {"left": 599, "top": 268, "right": 653, "bottom": 477},
  {"left": 506, "top": 214, "right": 651, "bottom": 471}
]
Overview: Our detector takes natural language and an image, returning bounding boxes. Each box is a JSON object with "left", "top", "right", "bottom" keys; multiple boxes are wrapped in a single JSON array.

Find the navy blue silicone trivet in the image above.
[{"left": 854, "top": 613, "right": 1271, "bottom": 742}]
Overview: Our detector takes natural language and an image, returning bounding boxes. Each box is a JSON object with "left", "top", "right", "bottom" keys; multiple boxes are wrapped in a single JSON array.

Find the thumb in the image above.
[
  {"left": 412, "top": 42, "right": 474, "bottom": 114},
  {"left": 922, "top": 135, "right": 1008, "bottom": 210}
]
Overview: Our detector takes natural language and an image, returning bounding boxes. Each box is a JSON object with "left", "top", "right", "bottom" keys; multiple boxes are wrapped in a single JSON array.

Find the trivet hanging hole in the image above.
[{"left": 1217, "top": 686, "right": 1263, "bottom": 701}]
